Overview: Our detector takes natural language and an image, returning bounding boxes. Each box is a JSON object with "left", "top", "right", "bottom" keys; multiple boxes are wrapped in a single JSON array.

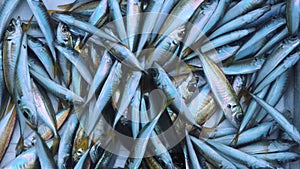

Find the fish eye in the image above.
[
  {"left": 17, "top": 99, "right": 21, "bottom": 104},
  {"left": 178, "top": 30, "right": 185, "bottom": 38},
  {"left": 227, "top": 104, "right": 231, "bottom": 108},
  {"left": 23, "top": 110, "right": 30, "bottom": 119},
  {"left": 172, "top": 39, "right": 178, "bottom": 45},
  {"left": 188, "top": 84, "right": 196, "bottom": 92},
  {"left": 76, "top": 148, "right": 83, "bottom": 156},
  {"left": 235, "top": 113, "right": 243, "bottom": 122},
  {"left": 150, "top": 69, "right": 158, "bottom": 78},
  {"left": 7, "top": 24, "right": 15, "bottom": 33},
  {"left": 61, "top": 24, "right": 68, "bottom": 33}
]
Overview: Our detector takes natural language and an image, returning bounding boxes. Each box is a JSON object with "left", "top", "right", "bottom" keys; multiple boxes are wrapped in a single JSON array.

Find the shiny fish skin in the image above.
[
  {"left": 101, "top": 40, "right": 144, "bottom": 72},
  {"left": 56, "top": 22, "right": 73, "bottom": 87},
  {"left": 205, "top": 139, "right": 275, "bottom": 169},
  {"left": 80, "top": 0, "right": 108, "bottom": 48},
  {"left": 238, "top": 141, "right": 295, "bottom": 154},
  {"left": 35, "top": 131, "right": 57, "bottom": 169},
  {"left": 221, "top": 57, "right": 265, "bottom": 75},
  {"left": 136, "top": 0, "right": 165, "bottom": 54},
  {"left": 108, "top": 0, "right": 129, "bottom": 46},
  {"left": 0, "top": 107, "right": 16, "bottom": 162},
  {"left": 255, "top": 71, "right": 289, "bottom": 124},
  {"left": 156, "top": 0, "right": 204, "bottom": 43},
  {"left": 86, "top": 51, "right": 113, "bottom": 103},
  {"left": 0, "top": 0, "right": 21, "bottom": 41},
  {"left": 234, "top": 17, "right": 286, "bottom": 61},
  {"left": 238, "top": 85, "right": 270, "bottom": 134},
  {"left": 32, "top": 81, "right": 58, "bottom": 138},
  {"left": 26, "top": 0, "right": 57, "bottom": 62},
  {"left": 57, "top": 113, "right": 80, "bottom": 169},
  {"left": 253, "top": 152, "right": 300, "bottom": 163},
  {"left": 254, "top": 37, "right": 300, "bottom": 88},
  {"left": 30, "top": 70, "right": 84, "bottom": 104},
  {"left": 3, "top": 139, "right": 55, "bottom": 169},
  {"left": 185, "top": 132, "right": 201, "bottom": 169},
  {"left": 27, "top": 36, "right": 55, "bottom": 79},
  {"left": 286, "top": 0, "right": 300, "bottom": 35},
  {"left": 191, "top": 136, "right": 237, "bottom": 169},
  {"left": 0, "top": 42, "right": 10, "bottom": 119},
  {"left": 51, "top": 13, "right": 120, "bottom": 43},
  {"left": 217, "top": 0, "right": 266, "bottom": 26},
  {"left": 14, "top": 33, "right": 38, "bottom": 128},
  {"left": 213, "top": 121, "right": 275, "bottom": 146},
  {"left": 188, "top": 85, "right": 216, "bottom": 125},
  {"left": 201, "top": 28, "right": 255, "bottom": 53},
  {"left": 254, "top": 52, "right": 300, "bottom": 93},
  {"left": 89, "top": 62, "right": 122, "bottom": 134},
  {"left": 54, "top": 42, "right": 93, "bottom": 84},
  {"left": 24, "top": 108, "right": 71, "bottom": 148},
  {"left": 126, "top": 0, "right": 141, "bottom": 52},
  {"left": 149, "top": 65, "right": 201, "bottom": 129},
  {"left": 201, "top": 0, "right": 232, "bottom": 38},
  {"left": 198, "top": 52, "right": 243, "bottom": 128},
  {"left": 113, "top": 71, "right": 142, "bottom": 128},
  {"left": 209, "top": 6, "right": 270, "bottom": 40},
  {"left": 182, "top": 0, "right": 218, "bottom": 51},
  {"left": 3, "top": 18, "right": 23, "bottom": 96},
  {"left": 254, "top": 27, "right": 289, "bottom": 58},
  {"left": 250, "top": 93, "right": 300, "bottom": 145}
]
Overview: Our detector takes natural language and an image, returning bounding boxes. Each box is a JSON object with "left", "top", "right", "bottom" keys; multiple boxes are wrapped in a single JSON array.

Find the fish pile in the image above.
[{"left": 0, "top": 0, "right": 300, "bottom": 168}]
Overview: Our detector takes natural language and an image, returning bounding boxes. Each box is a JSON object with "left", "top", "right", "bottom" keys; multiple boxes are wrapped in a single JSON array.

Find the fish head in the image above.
[
  {"left": 16, "top": 97, "right": 38, "bottom": 128},
  {"left": 5, "top": 18, "right": 22, "bottom": 40},
  {"left": 227, "top": 103, "right": 243, "bottom": 126},
  {"left": 148, "top": 67, "right": 164, "bottom": 87},
  {"left": 169, "top": 25, "right": 186, "bottom": 44},
  {"left": 57, "top": 22, "right": 72, "bottom": 46}
]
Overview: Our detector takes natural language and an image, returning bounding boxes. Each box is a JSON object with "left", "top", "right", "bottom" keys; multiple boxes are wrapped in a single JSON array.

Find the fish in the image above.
[
  {"left": 0, "top": 0, "right": 21, "bottom": 41},
  {"left": 56, "top": 22, "right": 73, "bottom": 86},
  {"left": 27, "top": 0, "right": 57, "bottom": 62},
  {"left": 0, "top": 107, "right": 16, "bottom": 162},
  {"left": 209, "top": 6, "right": 270, "bottom": 40},
  {"left": 250, "top": 93, "right": 300, "bottom": 145},
  {"left": 217, "top": 0, "right": 266, "bottom": 26},
  {"left": 35, "top": 131, "right": 57, "bottom": 169},
  {"left": 205, "top": 139, "right": 275, "bottom": 169},
  {"left": 80, "top": 0, "right": 108, "bottom": 48},
  {"left": 86, "top": 51, "right": 113, "bottom": 103},
  {"left": 234, "top": 17, "right": 286, "bottom": 61},
  {"left": 27, "top": 36, "right": 55, "bottom": 79},
  {"left": 136, "top": 0, "right": 166, "bottom": 55},
  {"left": 14, "top": 33, "right": 38, "bottom": 128},
  {"left": 32, "top": 80, "right": 58, "bottom": 139},
  {"left": 198, "top": 52, "right": 243, "bottom": 128},
  {"left": 51, "top": 13, "right": 120, "bottom": 43},
  {"left": 54, "top": 42, "right": 93, "bottom": 84},
  {"left": 286, "top": 0, "right": 300, "bottom": 35},
  {"left": 88, "top": 62, "right": 122, "bottom": 134},
  {"left": 191, "top": 136, "right": 237, "bottom": 169},
  {"left": 238, "top": 141, "right": 296, "bottom": 154},
  {"left": 57, "top": 113, "right": 80, "bottom": 169},
  {"left": 201, "top": 28, "right": 255, "bottom": 53},
  {"left": 156, "top": 0, "right": 204, "bottom": 44},
  {"left": 213, "top": 121, "right": 276, "bottom": 146},
  {"left": 3, "top": 18, "right": 23, "bottom": 96},
  {"left": 30, "top": 69, "right": 84, "bottom": 104},
  {"left": 149, "top": 64, "right": 201, "bottom": 129},
  {"left": 113, "top": 71, "right": 142, "bottom": 128}
]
